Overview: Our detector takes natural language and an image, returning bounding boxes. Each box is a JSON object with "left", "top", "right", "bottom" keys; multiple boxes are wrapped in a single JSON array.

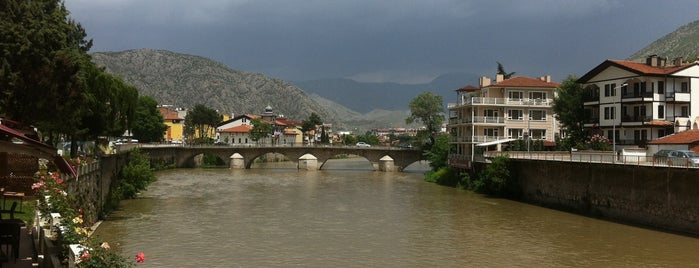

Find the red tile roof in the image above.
[
  {"left": 219, "top": 125, "right": 252, "bottom": 133},
  {"left": 648, "top": 129, "right": 699, "bottom": 144},
  {"left": 488, "top": 76, "right": 560, "bottom": 88},
  {"left": 159, "top": 107, "right": 183, "bottom": 120},
  {"left": 578, "top": 59, "right": 699, "bottom": 83},
  {"left": 456, "top": 85, "right": 479, "bottom": 92},
  {"left": 610, "top": 60, "right": 689, "bottom": 75},
  {"left": 644, "top": 120, "right": 673, "bottom": 127}
]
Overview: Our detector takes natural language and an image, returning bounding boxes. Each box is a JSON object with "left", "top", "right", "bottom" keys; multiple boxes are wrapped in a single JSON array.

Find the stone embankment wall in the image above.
[
  {"left": 499, "top": 159, "right": 699, "bottom": 236},
  {"left": 66, "top": 153, "right": 129, "bottom": 223}
]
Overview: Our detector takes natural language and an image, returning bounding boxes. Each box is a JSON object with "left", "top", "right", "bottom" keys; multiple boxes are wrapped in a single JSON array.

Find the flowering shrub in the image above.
[
  {"left": 583, "top": 134, "right": 611, "bottom": 151},
  {"left": 34, "top": 165, "right": 144, "bottom": 267}
]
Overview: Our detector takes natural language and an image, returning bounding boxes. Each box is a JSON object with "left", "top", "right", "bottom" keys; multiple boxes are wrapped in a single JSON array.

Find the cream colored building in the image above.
[
  {"left": 447, "top": 74, "right": 561, "bottom": 168},
  {"left": 578, "top": 55, "right": 699, "bottom": 151}
]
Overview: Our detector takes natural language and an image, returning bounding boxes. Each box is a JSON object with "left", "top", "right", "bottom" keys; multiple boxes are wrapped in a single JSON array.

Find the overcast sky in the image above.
[{"left": 65, "top": 0, "right": 699, "bottom": 84}]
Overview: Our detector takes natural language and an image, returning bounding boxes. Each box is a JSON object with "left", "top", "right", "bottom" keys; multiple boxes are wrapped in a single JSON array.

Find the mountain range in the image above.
[{"left": 90, "top": 19, "right": 699, "bottom": 131}]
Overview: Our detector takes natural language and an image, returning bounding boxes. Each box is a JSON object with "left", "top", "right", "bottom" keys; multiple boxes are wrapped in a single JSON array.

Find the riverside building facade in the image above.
[
  {"left": 577, "top": 55, "right": 699, "bottom": 151},
  {"left": 447, "top": 74, "right": 561, "bottom": 169}
]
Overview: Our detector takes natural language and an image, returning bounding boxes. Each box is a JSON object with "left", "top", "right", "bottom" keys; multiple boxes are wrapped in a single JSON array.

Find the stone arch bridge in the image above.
[{"left": 140, "top": 145, "right": 425, "bottom": 172}]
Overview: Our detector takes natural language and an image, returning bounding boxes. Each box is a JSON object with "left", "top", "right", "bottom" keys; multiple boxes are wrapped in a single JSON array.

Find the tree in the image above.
[
  {"left": 301, "top": 113, "right": 323, "bottom": 144},
  {"left": 184, "top": 104, "right": 222, "bottom": 142},
  {"left": 0, "top": 0, "right": 93, "bottom": 126},
  {"left": 132, "top": 96, "right": 168, "bottom": 143},
  {"left": 552, "top": 75, "right": 586, "bottom": 149},
  {"left": 406, "top": 92, "right": 445, "bottom": 147},
  {"left": 425, "top": 133, "right": 450, "bottom": 171},
  {"left": 320, "top": 125, "right": 330, "bottom": 144},
  {"left": 496, "top": 62, "right": 516, "bottom": 79},
  {"left": 249, "top": 118, "right": 272, "bottom": 143}
]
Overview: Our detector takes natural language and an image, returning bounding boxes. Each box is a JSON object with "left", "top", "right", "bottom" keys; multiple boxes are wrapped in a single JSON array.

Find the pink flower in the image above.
[
  {"left": 80, "top": 251, "right": 91, "bottom": 260},
  {"left": 136, "top": 252, "right": 145, "bottom": 263}
]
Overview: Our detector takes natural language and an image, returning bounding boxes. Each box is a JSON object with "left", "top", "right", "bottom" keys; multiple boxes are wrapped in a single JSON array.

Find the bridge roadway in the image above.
[{"left": 140, "top": 144, "right": 425, "bottom": 171}]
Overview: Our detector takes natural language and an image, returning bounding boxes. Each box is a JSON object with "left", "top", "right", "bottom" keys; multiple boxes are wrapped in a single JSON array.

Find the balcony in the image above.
[
  {"left": 448, "top": 136, "right": 508, "bottom": 143},
  {"left": 621, "top": 91, "right": 653, "bottom": 99},
  {"left": 621, "top": 115, "right": 652, "bottom": 123},
  {"left": 449, "top": 97, "right": 553, "bottom": 108},
  {"left": 583, "top": 93, "right": 600, "bottom": 103},
  {"left": 666, "top": 91, "right": 691, "bottom": 102}
]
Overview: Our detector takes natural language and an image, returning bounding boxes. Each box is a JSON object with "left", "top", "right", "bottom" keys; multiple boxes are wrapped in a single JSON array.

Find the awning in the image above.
[{"left": 476, "top": 138, "right": 516, "bottom": 147}]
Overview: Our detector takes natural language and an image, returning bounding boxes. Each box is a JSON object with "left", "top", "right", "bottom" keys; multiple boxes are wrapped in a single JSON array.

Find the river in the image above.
[{"left": 93, "top": 159, "right": 699, "bottom": 267}]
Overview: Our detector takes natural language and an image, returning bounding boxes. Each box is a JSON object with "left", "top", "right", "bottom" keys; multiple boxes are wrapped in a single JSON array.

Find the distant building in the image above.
[
  {"left": 158, "top": 106, "right": 185, "bottom": 142},
  {"left": 216, "top": 106, "right": 302, "bottom": 145},
  {"left": 447, "top": 75, "right": 561, "bottom": 169},
  {"left": 577, "top": 55, "right": 699, "bottom": 149}
]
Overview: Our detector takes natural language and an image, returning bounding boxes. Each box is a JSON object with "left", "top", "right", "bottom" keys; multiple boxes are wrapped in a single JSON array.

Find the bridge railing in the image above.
[{"left": 138, "top": 143, "right": 420, "bottom": 150}]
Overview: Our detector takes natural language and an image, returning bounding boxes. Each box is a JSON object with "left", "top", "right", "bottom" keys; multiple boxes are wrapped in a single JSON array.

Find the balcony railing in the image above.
[
  {"left": 448, "top": 97, "right": 552, "bottom": 108},
  {"left": 448, "top": 136, "right": 508, "bottom": 143},
  {"left": 583, "top": 93, "right": 600, "bottom": 102},
  {"left": 621, "top": 115, "right": 652, "bottom": 123},
  {"left": 621, "top": 91, "right": 653, "bottom": 99}
]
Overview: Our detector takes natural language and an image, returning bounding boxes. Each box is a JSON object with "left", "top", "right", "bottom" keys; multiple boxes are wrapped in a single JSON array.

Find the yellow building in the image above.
[{"left": 159, "top": 106, "right": 185, "bottom": 143}]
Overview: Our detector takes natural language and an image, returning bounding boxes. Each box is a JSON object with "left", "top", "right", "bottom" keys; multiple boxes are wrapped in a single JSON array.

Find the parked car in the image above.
[
  {"left": 398, "top": 143, "right": 413, "bottom": 149},
  {"left": 664, "top": 150, "right": 699, "bottom": 167},
  {"left": 356, "top": 142, "right": 371, "bottom": 147},
  {"left": 652, "top": 149, "right": 673, "bottom": 163}
]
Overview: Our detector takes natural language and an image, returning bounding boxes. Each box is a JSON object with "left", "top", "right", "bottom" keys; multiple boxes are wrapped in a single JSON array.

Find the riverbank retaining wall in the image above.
[
  {"left": 493, "top": 159, "right": 699, "bottom": 236},
  {"left": 66, "top": 153, "right": 129, "bottom": 223}
]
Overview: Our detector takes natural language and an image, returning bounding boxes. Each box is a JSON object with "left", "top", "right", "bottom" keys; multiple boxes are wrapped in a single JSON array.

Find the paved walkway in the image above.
[{"left": 1, "top": 225, "right": 36, "bottom": 268}]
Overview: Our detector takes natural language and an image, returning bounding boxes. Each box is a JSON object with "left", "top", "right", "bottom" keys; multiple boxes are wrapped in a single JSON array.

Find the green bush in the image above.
[
  {"left": 118, "top": 149, "right": 156, "bottom": 198},
  {"left": 467, "top": 155, "right": 518, "bottom": 197},
  {"left": 424, "top": 167, "right": 463, "bottom": 187}
]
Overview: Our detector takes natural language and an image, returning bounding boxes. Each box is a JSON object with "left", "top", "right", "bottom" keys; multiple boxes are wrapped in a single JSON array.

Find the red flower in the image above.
[
  {"left": 135, "top": 252, "right": 145, "bottom": 263},
  {"left": 80, "top": 252, "right": 91, "bottom": 260}
]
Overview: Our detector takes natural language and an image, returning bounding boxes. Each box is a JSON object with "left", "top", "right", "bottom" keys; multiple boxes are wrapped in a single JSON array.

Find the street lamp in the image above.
[{"left": 612, "top": 83, "right": 627, "bottom": 162}]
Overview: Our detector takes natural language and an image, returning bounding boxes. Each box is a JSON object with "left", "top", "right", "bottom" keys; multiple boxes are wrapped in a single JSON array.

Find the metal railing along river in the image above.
[{"left": 483, "top": 151, "right": 699, "bottom": 168}]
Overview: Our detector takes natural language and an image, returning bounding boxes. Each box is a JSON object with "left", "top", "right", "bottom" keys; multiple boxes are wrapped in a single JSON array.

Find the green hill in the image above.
[{"left": 629, "top": 20, "right": 699, "bottom": 62}]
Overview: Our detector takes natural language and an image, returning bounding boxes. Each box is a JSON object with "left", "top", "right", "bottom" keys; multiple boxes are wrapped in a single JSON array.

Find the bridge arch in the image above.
[{"left": 140, "top": 146, "right": 425, "bottom": 172}]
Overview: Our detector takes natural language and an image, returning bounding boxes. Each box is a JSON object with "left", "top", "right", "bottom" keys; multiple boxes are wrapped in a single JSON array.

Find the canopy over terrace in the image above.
[
  {"left": 0, "top": 118, "right": 76, "bottom": 178},
  {"left": 476, "top": 138, "right": 516, "bottom": 151}
]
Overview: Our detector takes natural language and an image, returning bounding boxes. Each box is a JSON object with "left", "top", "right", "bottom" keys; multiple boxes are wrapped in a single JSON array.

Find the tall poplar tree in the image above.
[{"left": 406, "top": 92, "right": 445, "bottom": 147}]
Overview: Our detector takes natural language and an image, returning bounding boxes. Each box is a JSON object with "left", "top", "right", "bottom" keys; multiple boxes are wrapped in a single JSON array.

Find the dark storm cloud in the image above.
[{"left": 66, "top": 0, "right": 699, "bottom": 84}]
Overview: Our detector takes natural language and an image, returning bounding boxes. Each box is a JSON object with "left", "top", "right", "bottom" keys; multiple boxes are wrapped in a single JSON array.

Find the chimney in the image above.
[
  {"left": 479, "top": 76, "right": 491, "bottom": 87},
  {"left": 659, "top": 57, "right": 667, "bottom": 67},
  {"left": 540, "top": 75, "right": 551, "bottom": 83},
  {"left": 646, "top": 55, "right": 658, "bottom": 66},
  {"left": 496, "top": 74, "right": 504, "bottom": 82},
  {"left": 673, "top": 57, "right": 684, "bottom": 66}
]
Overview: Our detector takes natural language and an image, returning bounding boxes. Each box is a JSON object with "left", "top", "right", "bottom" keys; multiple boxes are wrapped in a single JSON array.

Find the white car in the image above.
[{"left": 356, "top": 142, "right": 371, "bottom": 147}]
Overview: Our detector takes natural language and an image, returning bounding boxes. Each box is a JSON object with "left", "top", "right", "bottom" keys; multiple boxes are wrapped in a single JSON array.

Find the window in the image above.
[
  {"left": 530, "top": 129, "right": 546, "bottom": 139},
  {"left": 604, "top": 83, "right": 617, "bottom": 97},
  {"left": 605, "top": 106, "right": 616, "bottom": 120},
  {"left": 658, "top": 105, "right": 664, "bottom": 118},
  {"left": 508, "top": 91, "right": 523, "bottom": 100},
  {"left": 484, "top": 109, "right": 499, "bottom": 117},
  {"left": 508, "top": 128, "right": 523, "bottom": 139},
  {"left": 529, "top": 92, "right": 547, "bottom": 100},
  {"left": 530, "top": 110, "right": 546, "bottom": 121},
  {"left": 681, "top": 106, "right": 689, "bottom": 117},
  {"left": 483, "top": 128, "right": 499, "bottom": 137},
  {"left": 508, "top": 109, "right": 523, "bottom": 120},
  {"left": 658, "top": 129, "right": 666, "bottom": 138},
  {"left": 681, "top": 82, "right": 689, "bottom": 92},
  {"left": 658, "top": 81, "right": 664, "bottom": 94}
]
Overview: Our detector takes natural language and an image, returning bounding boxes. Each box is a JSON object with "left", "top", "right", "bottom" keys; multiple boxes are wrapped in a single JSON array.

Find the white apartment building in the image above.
[
  {"left": 577, "top": 55, "right": 699, "bottom": 149},
  {"left": 447, "top": 74, "right": 561, "bottom": 168}
]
